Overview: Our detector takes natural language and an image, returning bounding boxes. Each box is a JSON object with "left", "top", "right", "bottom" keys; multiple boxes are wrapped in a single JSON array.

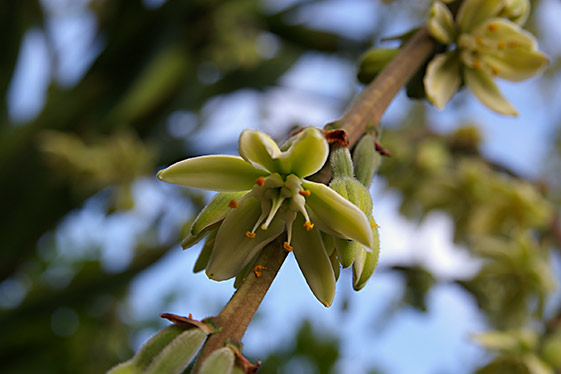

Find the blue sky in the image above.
[{"left": 6, "top": 0, "right": 561, "bottom": 373}]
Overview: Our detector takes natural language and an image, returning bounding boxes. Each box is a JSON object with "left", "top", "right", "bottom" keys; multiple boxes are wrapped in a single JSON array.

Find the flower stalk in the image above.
[{"left": 191, "top": 27, "right": 436, "bottom": 373}]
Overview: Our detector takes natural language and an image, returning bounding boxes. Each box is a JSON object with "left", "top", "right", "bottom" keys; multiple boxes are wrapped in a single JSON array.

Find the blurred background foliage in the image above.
[{"left": 1, "top": 0, "right": 560, "bottom": 373}]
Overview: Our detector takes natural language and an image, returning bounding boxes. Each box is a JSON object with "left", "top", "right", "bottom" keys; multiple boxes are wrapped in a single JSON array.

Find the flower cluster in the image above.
[
  {"left": 157, "top": 128, "right": 378, "bottom": 306},
  {"left": 424, "top": 0, "right": 548, "bottom": 115}
]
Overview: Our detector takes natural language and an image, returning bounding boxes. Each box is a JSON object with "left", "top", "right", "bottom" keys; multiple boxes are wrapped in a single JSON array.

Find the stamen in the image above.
[
  {"left": 497, "top": 41, "right": 506, "bottom": 50},
  {"left": 245, "top": 231, "right": 256, "bottom": 239},
  {"left": 261, "top": 195, "right": 286, "bottom": 230},
  {"left": 256, "top": 177, "right": 265, "bottom": 187},
  {"left": 488, "top": 23, "right": 497, "bottom": 31},
  {"left": 299, "top": 189, "right": 311, "bottom": 197},
  {"left": 283, "top": 242, "right": 293, "bottom": 252},
  {"left": 322, "top": 301, "right": 329, "bottom": 307},
  {"left": 370, "top": 217, "right": 381, "bottom": 229},
  {"left": 304, "top": 221, "right": 314, "bottom": 231},
  {"left": 188, "top": 313, "right": 193, "bottom": 319},
  {"left": 253, "top": 265, "right": 267, "bottom": 278},
  {"left": 473, "top": 59, "right": 481, "bottom": 69},
  {"left": 491, "top": 67, "right": 499, "bottom": 75},
  {"left": 475, "top": 36, "right": 482, "bottom": 45},
  {"left": 228, "top": 200, "right": 239, "bottom": 208}
]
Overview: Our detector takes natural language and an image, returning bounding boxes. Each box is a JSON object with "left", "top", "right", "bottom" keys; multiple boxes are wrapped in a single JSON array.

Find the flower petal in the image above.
[
  {"left": 428, "top": 1, "right": 457, "bottom": 44},
  {"left": 193, "top": 229, "right": 217, "bottom": 272},
  {"left": 191, "top": 191, "right": 248, "bottom": 235},
  {"left": 302, "top": 181, "right": 373, "bottom": 249},
  {"left": 352, "top": 221, "right": 380, "bottom": 291},
  {"left": 482, "top": 48, "right": 548, "bottom": 82},
  {"left": 292, "top": 215, "right": 336, "bottom": 307},
  {"left": 277, "top": 127, "right": 329, "bottom": 178},
  {"left": 472, "top": 20, "right": 549, "bottom": 82},
  {"left": 334, "top": 237, "right": 360, "bottom": 269},
  {"left": 423, "top": 52, "right": 462, "bottom": 110},
  {"left": 464, "top": 67, "right": 518, "bottom": 116},
  {"left": 157, "top": 155, "right": 267, "bottom": 191},
  {"left": 457, "top": 0, "right": 504, "bottom": 32},
  {"left": 499, "top": 0, "right": 530, "bottom": 25},
  {"left": 473, "top": 18, "right": 538, "bottom": 51},
  {"left": 238, "top": 129, "right": 281, "bottom": 173},
  {"left": 206, "top": 197, "right": 284, "bottom": 281}
]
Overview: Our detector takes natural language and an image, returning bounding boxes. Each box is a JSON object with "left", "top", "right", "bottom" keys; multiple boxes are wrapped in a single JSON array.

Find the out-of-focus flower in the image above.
[{"left": 425, "top": 0, "right": 548, "bottom": 115}]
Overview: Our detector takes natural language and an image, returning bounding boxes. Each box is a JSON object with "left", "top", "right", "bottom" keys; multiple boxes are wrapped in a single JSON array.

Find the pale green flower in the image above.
[
  {"left": 425, "top": 0, "right": 548, "bottom": 115},
  {"left": 157, "top": 127, "right": 374, "bottom": 306}
]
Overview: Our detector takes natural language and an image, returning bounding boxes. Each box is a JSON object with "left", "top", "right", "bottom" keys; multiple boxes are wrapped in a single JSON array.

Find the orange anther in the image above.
[
  {"left": 475, "top": 36, "right": 482, "bottom": 45},
  {"left": 492, "top": 67, "right": 499, "bottom": 75},
  {"left": 304, "top": 221, "right": 314, "bottom": 231},
  {"left": 488, "top": 23, "right": 498, "bottom": 31},
  {"left": 322, "top": 301, "right": 329, "bottom": 307},
  {"left": 473, "top": 59, "right": 481, "bottom": 69},
  {"left": 245, "top": 231, "right": 256, "bottom": 239},
  {"left": 188, "top": 313, "right": 193, "bottom": 319},
  {"left": 228, "top": 199, "right": 239, "bottom": 208},
  {"left": 299, "top": 189, "right": 311, "bottom": 197},
  {"left": 256, "top": 177, "right": 265, "bottom": 187},
  {"left": 283, "top": 242, "right": 293, "bottom": 252},
  {"left": 253, "top": 265, "right": 267, "bottom": 278},
  {"left": 497, "top": 41, "right": 506, "bottom": 50}
]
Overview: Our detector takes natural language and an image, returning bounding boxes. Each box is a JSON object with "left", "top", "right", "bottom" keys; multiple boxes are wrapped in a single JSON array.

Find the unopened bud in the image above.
[
  {"left": 353, "top": 134, "right": 381, "bottom": 188},
  {"left": 330, "top": 146, "right": 354, "bottom": 179},
  {"left": 357, "top": 48, "right": 400, "bottom": 84}
]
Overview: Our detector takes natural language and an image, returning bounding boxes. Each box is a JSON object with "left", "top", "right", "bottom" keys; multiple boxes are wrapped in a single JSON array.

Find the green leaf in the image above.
[{"left": 157, "top": 155, "right": 267, "bottom": 191}]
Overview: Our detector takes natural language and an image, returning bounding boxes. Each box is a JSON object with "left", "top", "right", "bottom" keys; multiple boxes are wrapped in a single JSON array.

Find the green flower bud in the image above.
[
  {"left": 330, "top": 146, "right": 354, "bottom": 179},
  {"left": 352, "top": 134, "right": 381, "bottom": 188},
  {"left": 107, "top": 325, "right": 209, "bottom": 374},
  {"left": 352, "top": 219, "right": 380, "bottom": 291},
  {"left": 357, "top": 48, "right": 400, "bottom": 84},
  {"left": 200, "top": 347, "right": 235, "bottom": 374}
]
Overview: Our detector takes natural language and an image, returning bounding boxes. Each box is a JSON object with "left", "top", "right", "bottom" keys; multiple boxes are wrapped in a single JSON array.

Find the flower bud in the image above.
[
  {"left": 353, "top": 134, "right": 381, "bottom": 188},
  {"left": 330, "top": 146, "right": 354, "bottom": 179},
  {"left": 200, "top": 347, "right": 236, "bottom": 374},
  {"left": 357, "top": 48, "right": 400, "bottom": 84}
]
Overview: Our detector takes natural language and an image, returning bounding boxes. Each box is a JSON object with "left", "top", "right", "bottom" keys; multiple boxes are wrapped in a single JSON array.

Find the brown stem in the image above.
[{"left": 193, "top": 27, "right": 436, "bottom": 372}]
